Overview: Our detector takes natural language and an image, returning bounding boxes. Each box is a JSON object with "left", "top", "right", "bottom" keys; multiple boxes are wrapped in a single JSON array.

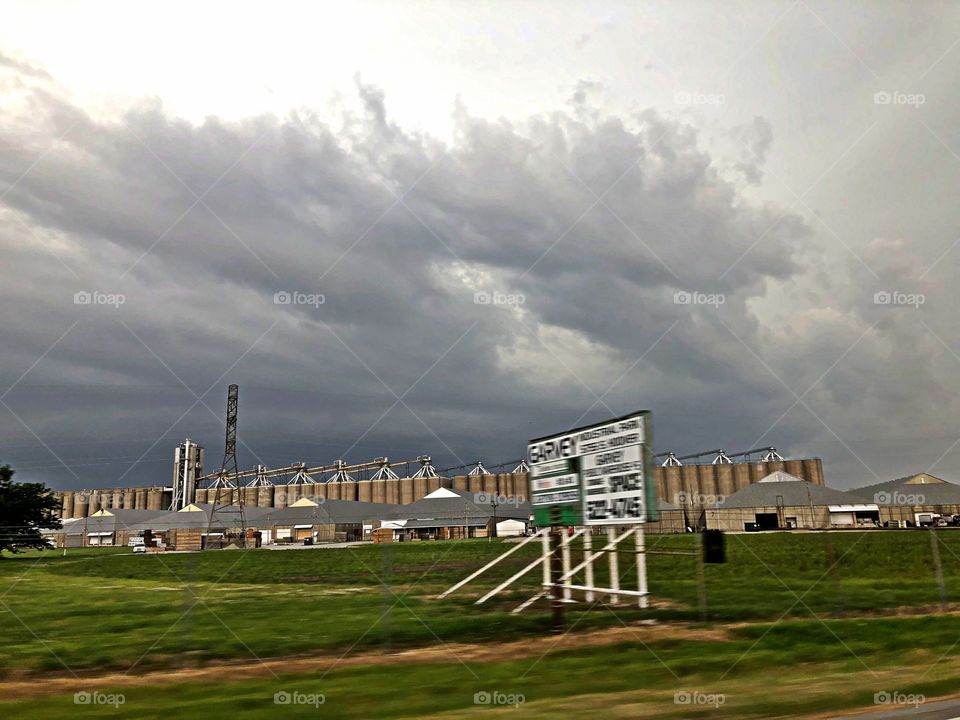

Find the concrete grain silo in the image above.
[
  {"left": 785, "top": 459, "right": 804, "bottom": 478},
  {"left": 60, "top": 492, "right": 74, "bottom": 519},
  {"left": 698, "top": 464, "right": 719, "bottom": 498},
  {"left": 341, "top": 480, "right": 358, "bottom": 502},
  {"left": 481, "top": 474, "right": 497, "bottom": 497},
  {"left": 515, "top": 472, "right": 529, "bottom": 501},
  {"left": 733, "top": 463, "right": 752, "bottom": 491},
  {"left": 803, "top": 458, "right": 824, "bottom": 485},
  {"left": 385, "top": 479, "right": 399, "bottom": 505},
  {"left": 286, "top": 484, "right": 301, "bottom": 505},
  {"left": 496, "top": 473, "right": 511, "bottom": 499},
  {"left": 258, "top": 485, "right": 274, "bottom": 507},
  {"left": 358, "top": 481, "right": 372, "bottom": 503},
  {"left": 413, "top": 476, "right": 428, "bottom": 501},
  {"left": 766, "top": 459, "right": 786, "bottom": 475},
  {"left": 664, "top": 465, "right": 682, "bottom": 506},
  {"left": 715, "top": 464, "right": 736, "bottom": 497},
  {"left": 680, "top": 465, "right": 699, "bottom": 505},
  {"left": 399, "top": 478, "right": 414, "bottom": 504}
]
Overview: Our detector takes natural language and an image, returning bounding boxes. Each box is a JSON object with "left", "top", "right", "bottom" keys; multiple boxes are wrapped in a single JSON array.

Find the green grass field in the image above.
[{"left": 2, "top": 531, "right": 960, "bottom": 718}]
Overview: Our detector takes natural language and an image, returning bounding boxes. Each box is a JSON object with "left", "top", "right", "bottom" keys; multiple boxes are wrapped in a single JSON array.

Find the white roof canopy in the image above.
[{"left": 423, "top": 487, "right": 460, "bottom": 499}]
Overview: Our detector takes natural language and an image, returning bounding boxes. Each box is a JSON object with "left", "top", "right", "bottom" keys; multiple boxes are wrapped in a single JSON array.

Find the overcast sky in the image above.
[{"left": 1, "top": 0, "right": 959, "bottom": 492}]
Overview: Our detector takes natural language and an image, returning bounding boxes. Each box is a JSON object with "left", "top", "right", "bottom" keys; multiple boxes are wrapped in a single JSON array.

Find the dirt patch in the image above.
[{"left": 0, "top": 622, "right": 730, "bottom": 700}]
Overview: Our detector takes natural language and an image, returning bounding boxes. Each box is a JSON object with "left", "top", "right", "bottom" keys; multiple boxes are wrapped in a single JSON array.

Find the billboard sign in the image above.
[{"left": 528, "top": 411, "right": 655, "bottom": 526}]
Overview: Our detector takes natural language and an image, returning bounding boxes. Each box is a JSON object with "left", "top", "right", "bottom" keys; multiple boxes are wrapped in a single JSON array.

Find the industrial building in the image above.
[
  {"left": 256, "top": 497, "right": 398, "bottom": 543},
  {"left": 701, "top": 471, "right": 880, "bottom": 531},
  {"left": 44, "top": 491, "right": 533, "bottom": 549},
  {"left": 48, "top": 508, "right": 168, "bottom": 548},
  {"left": 60, "top": 381, "right": 944, "bottom": 542},
  {"left": 377, "top": 487, "right": 532, "bottom": 540},
  {"left": 48, "top": 464, "right": 960, "bottom": 544},
  {"left": 51, "top": 440, "right": 825, "bottom": 524},
  {"left": 851, "top": 473, "right": 960, "bottom": 526}
]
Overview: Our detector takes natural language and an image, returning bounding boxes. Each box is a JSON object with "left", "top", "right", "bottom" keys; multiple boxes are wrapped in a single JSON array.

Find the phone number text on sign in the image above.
[{"left": 582, "top": 444, "right": 646, "bottom": 524}]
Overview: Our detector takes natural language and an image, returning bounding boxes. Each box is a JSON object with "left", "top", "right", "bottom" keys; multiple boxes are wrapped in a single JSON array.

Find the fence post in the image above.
[
  {"left": 584, "top": 530, "right": 595, "bottom": 602},
  {"left": 931, "top": 527, "right": 946, "bottom": 612},
  {"left": 637, "top": 527, "right": 648, "bottom": 609},
  {"left": 608, "top": 527, "right": 620, "bottom": 604}
]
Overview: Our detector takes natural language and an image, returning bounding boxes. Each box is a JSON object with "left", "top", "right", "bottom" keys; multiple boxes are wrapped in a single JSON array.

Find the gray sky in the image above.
[{"left": 1, "top": 1, "right": 959, "bottom": 491}]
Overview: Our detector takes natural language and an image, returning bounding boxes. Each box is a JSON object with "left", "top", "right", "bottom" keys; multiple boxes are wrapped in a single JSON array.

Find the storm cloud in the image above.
[{"left": 1, "top": 51, "right": 958, "bottom": 492}]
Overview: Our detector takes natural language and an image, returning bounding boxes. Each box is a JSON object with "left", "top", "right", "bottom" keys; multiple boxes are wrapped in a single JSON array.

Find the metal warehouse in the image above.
[{"left": 703, "top": 471, "right": 880, "bottom": 531}]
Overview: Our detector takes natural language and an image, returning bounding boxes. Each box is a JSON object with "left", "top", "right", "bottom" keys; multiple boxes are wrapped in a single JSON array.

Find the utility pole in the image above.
[{"left": 489, "top": 495, "right": 499, "bottom": 542}]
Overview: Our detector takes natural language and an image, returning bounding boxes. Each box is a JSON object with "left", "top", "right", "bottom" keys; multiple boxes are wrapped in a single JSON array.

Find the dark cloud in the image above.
[{"left": 1, "top": 62, "right": 957, "bottom": 492}]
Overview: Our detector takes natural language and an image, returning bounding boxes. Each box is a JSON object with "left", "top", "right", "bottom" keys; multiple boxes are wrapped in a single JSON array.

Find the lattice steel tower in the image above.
[{"left": 208, "top": 384, "right": 247, "bottom": 547}]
